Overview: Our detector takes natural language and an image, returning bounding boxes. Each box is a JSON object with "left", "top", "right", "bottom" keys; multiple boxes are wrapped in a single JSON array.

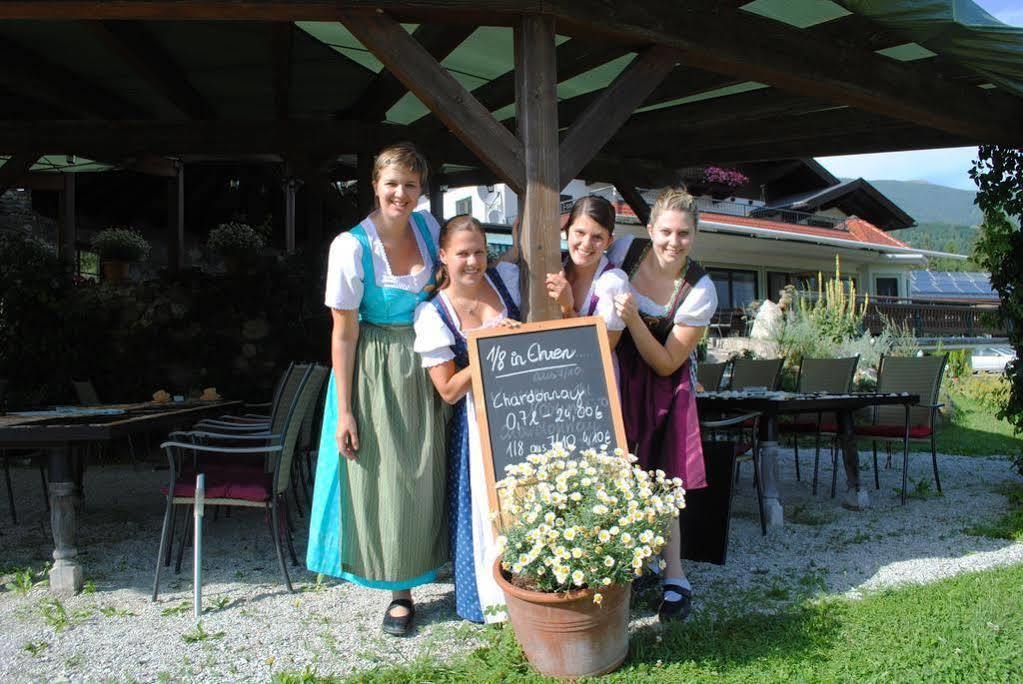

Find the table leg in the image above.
[
  {"left": 838, "top": 409, "right": 870, "bottom": 510},
  {"left": 757, "top": 416, "right": 784, "bottom": 528},
  {"left": 48, "top": 446, "right": 83, "bottom": 594}
]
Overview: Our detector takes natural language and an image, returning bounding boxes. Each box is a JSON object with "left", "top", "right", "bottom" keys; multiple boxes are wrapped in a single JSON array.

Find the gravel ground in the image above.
[{"left": 1, "top": 448, "right": 1021, "bottom": 683}]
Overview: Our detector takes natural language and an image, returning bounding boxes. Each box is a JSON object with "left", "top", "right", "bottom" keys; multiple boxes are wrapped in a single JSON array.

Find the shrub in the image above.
[
  {"left": 91, "top": 228, "right": 150, "bottom": 262},
  {"left": 496, "top": 445, "right": 685, "bottom": 604},
  {"left": 207, "top": 221, "right": 266, "bottom": 257},
  {"left": 955, "top": 373, "right": 1011, "bottom": 413}
]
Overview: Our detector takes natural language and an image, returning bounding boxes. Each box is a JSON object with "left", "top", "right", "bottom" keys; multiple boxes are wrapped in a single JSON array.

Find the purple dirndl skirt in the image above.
[{"left": 615, "top": 334, "right": 707, "bottom": 490}]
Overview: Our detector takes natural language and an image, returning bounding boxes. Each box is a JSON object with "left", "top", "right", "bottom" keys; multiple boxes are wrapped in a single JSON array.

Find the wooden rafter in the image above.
[
  {"left": 271, "top": 22, "right": 293, "bottom": 121},
  {"left": 0, "top": 152, "right": 41, "bottom": 194},
  {"left": 614, "top": 183, "right": 651, "bottom": 226},
  {"left": 342, "top": 24, "right": 474, "bottom": 122},
  {"left": 86, "top": 21, "right": 215, "bottom": 120},
  {"left": 552, "top": 0, "right": 1023, "bottom": 142},
  {"left": 558, "top": 44, "right": 677, "bottom": 187},
  {"left": 340, "top": 10, "right": 525, "bottom": 192},
  {"left": 412, "top": 39, "right": 635, "bottom": 133},
  {"left": 0, "top": 39, "right": 149, "bottom": 119}
]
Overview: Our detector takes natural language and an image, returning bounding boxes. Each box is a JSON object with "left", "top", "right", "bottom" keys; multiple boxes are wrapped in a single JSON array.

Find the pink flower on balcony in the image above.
[{"left": 703, "top": 166, "right": 749, "bottom": 189}]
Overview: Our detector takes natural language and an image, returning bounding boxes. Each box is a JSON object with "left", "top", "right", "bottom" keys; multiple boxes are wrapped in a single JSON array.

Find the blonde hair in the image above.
[
  {"left": 372, "top": 141, "right": 429, "bottom": 190},
  {"left": 649, "top": 186, "right": 699, "bottom": 229}
]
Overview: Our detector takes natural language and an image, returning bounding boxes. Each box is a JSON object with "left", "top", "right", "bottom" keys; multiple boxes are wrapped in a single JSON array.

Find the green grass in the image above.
[
  {"left": 966, "top": 483, "right": 1023, "bottom": 541},
  {"left": 934, "top": 394, "right": 1020, "bottom": 457},
  {"left": 274, "top": 563, "right": 1023, "bottom": 683}
]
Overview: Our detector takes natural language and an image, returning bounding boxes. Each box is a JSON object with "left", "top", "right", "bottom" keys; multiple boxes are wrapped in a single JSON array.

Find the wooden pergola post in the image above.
[
  {"left": 429, "top": 183, "right": 444, "bottom": 223},
  {"left": 59, "top": 171, "right": 76, "bottom": 272},
  {"left": 357, "top": 149, "right": 374, "bottom": 216},
  {"left": 166, "top": 160, "right": 183, "bottom": 273},
  {"left": 514, "top": 15, "right": 561, "bottom": 322}
]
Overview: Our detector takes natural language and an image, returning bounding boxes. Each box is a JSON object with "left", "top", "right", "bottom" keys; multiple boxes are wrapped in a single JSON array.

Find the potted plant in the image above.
[
  {"left": 91, "top": 227, "right": 150, "bottom": 283},
  {"left": 493, "top": 445, "right": 686, "bottom": 679},
  {"left": 207, "top": 221, "right": 266, "bottom": 273}
]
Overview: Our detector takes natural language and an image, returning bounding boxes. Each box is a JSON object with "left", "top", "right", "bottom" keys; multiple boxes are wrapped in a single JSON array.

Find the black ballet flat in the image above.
[
  {"left": 382, "top": 598, "right": 415, "bottom": 636},
  {"left": 657, "top": 583, "right": 692, "bottom": 624}
]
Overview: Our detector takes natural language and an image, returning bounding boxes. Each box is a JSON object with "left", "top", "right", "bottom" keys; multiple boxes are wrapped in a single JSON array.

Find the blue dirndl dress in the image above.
[{"left": 430, "top": 268, "right": 520, "bottom": 623}]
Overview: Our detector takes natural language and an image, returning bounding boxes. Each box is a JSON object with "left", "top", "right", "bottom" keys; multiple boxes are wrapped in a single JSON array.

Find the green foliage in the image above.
[
  {"left": 181, "top": 622, "right": 225, "bottom": 643},
  {"left": 970, "top": 146, "right": 1023, "bottom": 438},
  {"left": 4, "top": 566, "right": 47, "bottom": 594},
  {"left": 38, "top": 597, "right": 71, "bottom": 631},
  {"left": 944, "top": 348, "right": 972, "bottom": 381},
  {"left": 792, "top": 256, "right": 868, "bottom": 346},
  {"left": 22, "top": 641, "right": 49, "bottom": 657},
  {"left": 0, "top": 241, "right": 327, "bottom": 407},
  {"left": 965, "top": 483, "right": 1023, "bottom": 541},
  {"left": 208, "top": 221, "right": 266, "bottom": 257},
  {"left": 91, "top": 227, "right": 151, "bottom": 263},
  {"left": 954, "top": 374, "right": 1011, "bottom": 413},
  {"left": 897, "top": 221, "right": 981, "bottom": 271}
]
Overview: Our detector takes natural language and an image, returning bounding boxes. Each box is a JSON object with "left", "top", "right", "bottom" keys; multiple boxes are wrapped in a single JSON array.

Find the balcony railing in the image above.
[{"left": 695, "top": 198, "right": 846, "bottom": 230}]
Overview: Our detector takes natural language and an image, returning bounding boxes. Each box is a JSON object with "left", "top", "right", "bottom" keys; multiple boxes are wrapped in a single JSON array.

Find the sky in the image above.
[{"left": 816, "top": 0, "right": 1019, "bottom": 191}]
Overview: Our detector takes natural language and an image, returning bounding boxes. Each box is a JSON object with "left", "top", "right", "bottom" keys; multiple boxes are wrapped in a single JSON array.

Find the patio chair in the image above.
[
  {"left": 695, "top": 361, "right": 726, "bottom": 392},
  {"left": 777, "top": 356, "right": 858, "bottom": 490},
  {"left": 854, "top": 354, "right": 948, "bottom": 505},
  {"left": 194, "top": 362, "right": 300, "bottom": 433},
  {"left": 707, "top": 310, "right": 734, "bottom": 341},
  {"left": 728, "top": 358, "right": 784, "bottom": 391},
  {"left": 152, "top": 363, "right": 327, "bottom": 598}
]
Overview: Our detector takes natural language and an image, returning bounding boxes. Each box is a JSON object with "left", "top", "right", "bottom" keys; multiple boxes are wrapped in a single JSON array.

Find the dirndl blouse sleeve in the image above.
[
  {"left": 324, "top": 232, "right": 364, "bottom": 310},
  {"left": 493, "top": 261, "right": 522, "bottom": 310},
  {"left": 673, "top": 274, "right": 718, "bottom": 327},
  {"left": 593, "top": 267, "right": 629, "bottom": 331},
  {"left": 413, "top": 300, "right": 457, "bottom": 368}
]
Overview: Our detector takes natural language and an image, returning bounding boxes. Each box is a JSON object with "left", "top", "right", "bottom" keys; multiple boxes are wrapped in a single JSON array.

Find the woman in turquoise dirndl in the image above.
[{"left": 307, "top": 142, "right": 449, "bottom": 636}]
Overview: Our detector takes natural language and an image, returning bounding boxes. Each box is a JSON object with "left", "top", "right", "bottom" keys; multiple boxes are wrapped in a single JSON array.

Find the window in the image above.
[
  {"left": 455, "top": 197, "right": 472, "bottom": 216},
  {"left": 78, "top": 250, "right": 99, "bottom": 281},
  {"left": 707, "top": 268, "right": 759, "bottom": 309},
  {"left": 875, "top": 276, "right": 899, "bottom": 298},
  {"left": 767, "top": 271, "right": 818, "bottom": 302}
]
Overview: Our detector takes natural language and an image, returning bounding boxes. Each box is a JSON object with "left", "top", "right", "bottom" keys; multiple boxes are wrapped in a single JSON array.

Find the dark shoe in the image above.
[
  {"left": 382, "top": 598, "right": 415, "bottom": 636},
  {"left": 657, "top": 583, "right": 692, "bottom": 624}
]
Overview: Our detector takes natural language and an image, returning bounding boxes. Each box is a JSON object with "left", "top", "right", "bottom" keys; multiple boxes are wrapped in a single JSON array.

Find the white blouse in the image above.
[
  {"left": 607, "top": 234, "right": 718, "bottom": 327},
  {"left": 413, "top": 262, "right": 521, "bottom": 368},
  {"left": 570, "top": 256, "right": 628, "bottom": 332},
  {"left": 324, "top": 211, "right": 442, "bottom": 310}
]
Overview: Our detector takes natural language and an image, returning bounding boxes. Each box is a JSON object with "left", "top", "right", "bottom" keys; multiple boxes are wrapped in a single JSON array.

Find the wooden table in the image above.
[
  {"left": 696, "top": 391, "right": 918, "bottom": 528},
  {"left": 0, "top": 400, "right": 241, "bottom": 594}
]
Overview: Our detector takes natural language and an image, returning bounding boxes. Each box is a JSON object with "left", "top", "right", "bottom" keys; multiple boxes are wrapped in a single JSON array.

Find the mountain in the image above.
[{"left": 864, "top": 179, "right": 982, "bottom": 226}]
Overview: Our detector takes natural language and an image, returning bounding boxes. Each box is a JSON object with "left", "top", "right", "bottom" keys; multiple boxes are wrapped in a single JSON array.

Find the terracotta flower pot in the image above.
[
  {"left": 101, "top": 260, "right": 130, "bottom": 283},
  {"left": 494, "top": 558, "right": 631, "bottom": 679}
]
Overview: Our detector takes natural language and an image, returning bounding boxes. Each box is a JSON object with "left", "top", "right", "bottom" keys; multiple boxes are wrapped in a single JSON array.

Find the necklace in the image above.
[{"left": 451, "top": 292, "right": 481, "bottom": 317}]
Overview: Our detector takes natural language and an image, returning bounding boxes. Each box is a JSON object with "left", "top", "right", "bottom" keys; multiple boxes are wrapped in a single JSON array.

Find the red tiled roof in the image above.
[{"left": 609, "top": 200, "right": 910, "bottom": 249}]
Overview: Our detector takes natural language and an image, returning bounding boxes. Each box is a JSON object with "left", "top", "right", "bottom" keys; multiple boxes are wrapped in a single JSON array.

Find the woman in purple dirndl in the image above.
[{"left": 608, "top": 187, "right": 718, "bottom": 624}]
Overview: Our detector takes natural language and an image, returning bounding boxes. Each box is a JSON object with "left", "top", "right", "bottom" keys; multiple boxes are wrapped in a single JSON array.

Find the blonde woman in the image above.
[
  {"left": 608, "top": 187, "right": 717, "bottom": 623},
  {"left": 307, "top": 142, "right": 448, "bottom": 636}
]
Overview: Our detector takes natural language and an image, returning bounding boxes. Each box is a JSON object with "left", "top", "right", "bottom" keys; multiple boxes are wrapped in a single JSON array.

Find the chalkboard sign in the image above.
[{"left": 467, "top": 316, "right": 627, "bottom": 521}]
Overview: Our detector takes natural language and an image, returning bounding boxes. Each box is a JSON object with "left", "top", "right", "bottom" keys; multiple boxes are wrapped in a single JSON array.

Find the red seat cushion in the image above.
[
  {"left": 161, "top": 470, "right": 273, "bottom": 503},
  {"left": 854, "top": 424, "right": 933, "bottom": 439},
  {"left": 733, "top": 442, "right": 754, "bottom": 457}
]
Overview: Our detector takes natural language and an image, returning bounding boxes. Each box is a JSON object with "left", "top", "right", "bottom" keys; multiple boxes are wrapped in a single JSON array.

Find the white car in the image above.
[{"left": 971, "top": 346, "right": 1016, "bottom": 373}]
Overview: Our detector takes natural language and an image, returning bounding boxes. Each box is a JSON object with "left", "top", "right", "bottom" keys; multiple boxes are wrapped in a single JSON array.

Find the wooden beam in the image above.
[
  {"left": 0, "top": 40, "right": 150, "bottom": 119},
  {"left": 0, "top": 152, "right": 41, "bottom": 195},
  {"left": 413, "top": 39, "right": 635, "bottom": 133},
  {"left": 552, "top": 0, "right": 1023, "bottom": 143},
  {"left": 8, "top": 172, "right": 64, "bottom": 191},
  {"left": 86, "top": 21, "right": 215, "bottom": 120},
  {"left": 166, "top": 162, "right": 184, "bottom": 273},
  {"left": 0, "top": 2, "right": 531, "bottom": 22},
  {"left": 558, "top": 45, "right": 677, "bottom": 187},
  {"left": 0, "top": 120, "right": 399, "bottom": 156},
  {"left": 515, "top": 15, "right": 561, "bottom": 322},
  {"left": 271, "top": 22, "right": 293, "bottom": 121},
  {"left": 343, "top": 24, "right": 474, "bottom": 122},
  {"left": 615, "top": 183, "right": 651, "bottom": 226},
  {"left": 341, "top": 11, "right": 525, "bottom": 192}
]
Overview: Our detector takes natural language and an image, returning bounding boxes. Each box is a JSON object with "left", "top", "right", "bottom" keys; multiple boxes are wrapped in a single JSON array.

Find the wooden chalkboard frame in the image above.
[{"left": 467, "top": 316, "right": 628, "bottom": 527}]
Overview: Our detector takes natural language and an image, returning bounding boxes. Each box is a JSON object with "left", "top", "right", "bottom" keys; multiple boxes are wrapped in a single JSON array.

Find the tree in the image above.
[{"left": 969, "top": 146, "right": 1023, "bottom": 436}]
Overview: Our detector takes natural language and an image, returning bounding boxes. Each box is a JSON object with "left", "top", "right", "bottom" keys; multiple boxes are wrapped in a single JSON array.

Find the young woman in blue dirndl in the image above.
[
  {"left": 413, "top": 216, "right": 521, "bottom": 623},
  {"left": 307, "top": 143, "right": 448, "bottom": 636}
]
